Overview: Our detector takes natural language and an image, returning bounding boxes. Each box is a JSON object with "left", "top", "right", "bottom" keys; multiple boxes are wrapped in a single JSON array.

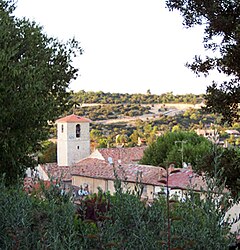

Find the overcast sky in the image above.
[{"left": 14, "top": 0, "right": 222, "bottom": 95}]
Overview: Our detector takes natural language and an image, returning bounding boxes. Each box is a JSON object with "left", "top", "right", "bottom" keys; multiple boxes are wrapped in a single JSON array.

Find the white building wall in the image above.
[
  {"left": 225, "top": 203, "right": 240, "bottom": 233},
  {"left": 57, "top": 140, "right": 68, "bottom": 166},
  {"left": 88, "top": 149, "right": 105, "bottom": 160},
  {"left": 36, "top": 165, "right": 50, "bottom": 181},
  {"left": 57, "top": 121, "right": 90, "bottom": 166}
]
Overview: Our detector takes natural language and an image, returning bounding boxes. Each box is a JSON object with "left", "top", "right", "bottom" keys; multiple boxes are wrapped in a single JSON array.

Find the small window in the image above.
[
  {"left": 61, "top": 124, "right": 64, "bottom": 133},
  {"left": 77, "top": 146, "right": 80, "bottom": 150},
  {"left": 76, "top": 124, "right": 81, "bottom": 138}
]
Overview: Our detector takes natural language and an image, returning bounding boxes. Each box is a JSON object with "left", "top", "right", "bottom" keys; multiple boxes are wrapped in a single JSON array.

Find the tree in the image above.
[
  {"left": 197, "top": 146, "right": 240, "bottom": 198},
  {"left": 140, "top": 131, "right": 212, "bottom": 167},
  {"left": 129, "top": 130, "right": 139, "bottom": 145},
  {"left": 166, "top": 0, "right": 240, "bottom": 124},
  {"left": 98, "top": 138, "right": 109, "bottom": 148},
  {"left": 0, "top": 0, "right": 82, "bottom": 185},
  {"left": 38, "top": 141, "right": 57, "bottom": 164},
  {"left": 171, "top": 124, "right": 181, "bottom": 132}
]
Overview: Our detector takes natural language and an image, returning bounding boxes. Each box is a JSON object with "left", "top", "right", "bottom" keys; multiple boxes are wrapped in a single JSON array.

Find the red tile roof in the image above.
[
  {"left": 72, "top": 160, "right": 206, "bottom": 191},
  {"left": 96, "top": 146, "right": 146, "bottom": 164},
  {"left": 24, "top": 177, "right": 55, "bottom": 193},
  {"left": 168, "top": 169, "right": 206, "bottom": 191},
  {"left": 56, "top": 114, "right": 91, "bottom": 123},
  {"left": 39, "top": 148, "right": 205, "bottom": 192},
  {"left": 75, "top": 158, "right": 107, "bottom": 167},
  {"left": 40, "top": 163, "right": 72, "bottom": 181}
]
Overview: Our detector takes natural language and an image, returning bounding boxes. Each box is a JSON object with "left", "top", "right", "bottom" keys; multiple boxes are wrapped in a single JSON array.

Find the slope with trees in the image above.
[{"left": 71, "top": 90, "right": 204, "bottom": 105}]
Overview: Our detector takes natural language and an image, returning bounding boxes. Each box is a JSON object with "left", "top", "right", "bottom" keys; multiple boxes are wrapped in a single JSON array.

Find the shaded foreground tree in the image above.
[
  {"left": 166, "top": 0, "right": 240, "bottom": 124},
  {"left": 0, "top": 0, "right": 82, "bottom": 185},
  {"left": 140, "top": 131, "right": 212, "bottom": 167},
  {"left": 197, "top": 146, "right": 240, "bottom": 199}
]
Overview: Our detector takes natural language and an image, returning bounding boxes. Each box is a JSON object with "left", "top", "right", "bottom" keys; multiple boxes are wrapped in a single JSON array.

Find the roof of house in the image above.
[
  {"left": 91, "top": 146, "right": 147, "bottom": 164},
  {"left": 38, "top": 147, "right": 205, "bottom": 192},
  {"left": 167, "top": 169, "right": 205, "bottom": 191},
  {"left": 72, "top": 160, "right": 206, "bottom": 191},
  {"left": 24, "top": 177, "right": 50, "bottom": 192},
  {"left": 39, "top": 163, "right": 73, "bottom": 181},
  {"left": 55, "top": 114, "right": 91, "bottom": 123},
  {"left": 37, "top": 146, "right": 145, "bottom": 183}
]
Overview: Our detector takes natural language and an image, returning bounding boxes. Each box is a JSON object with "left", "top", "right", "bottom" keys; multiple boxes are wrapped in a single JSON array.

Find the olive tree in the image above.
[{"left": 0, "top": 0, "right": 82, "bottom": 185}]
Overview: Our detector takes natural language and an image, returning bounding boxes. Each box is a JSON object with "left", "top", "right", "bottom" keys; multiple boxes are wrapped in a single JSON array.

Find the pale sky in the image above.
[{"left": 14, "top": 0, "right": 223, "bottom": 95}]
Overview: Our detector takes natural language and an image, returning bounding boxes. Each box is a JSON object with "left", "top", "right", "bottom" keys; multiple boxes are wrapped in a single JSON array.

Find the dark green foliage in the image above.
[
  {"left": 0, "top": 179, "right": 78, "bottom": 249},
  {"left": 197, "top": 146, "right": 240, "bottom": 199},
  {"left": 0, "top": 176, "right": 236, "bottom": 250},
  {"left": 75, "top": 182, "right": 234, "bottom": 249},
  {"left": 0, "top": 0, "right": 82, "bottom": 185},
  {"left": 38, "top": 141, "right": 57, "bottom": 163},
  {"left": 140, "top": 131, "right": 212, "bottom": 167},
  {"left": 168, "top": 193, "right": 232, "bottom": 249},
  {"left": 166, "top": 0, "right": 240, "bottom": 124},
  {"left": 204, "top": 82, "right": 240, "bottom": 124}
]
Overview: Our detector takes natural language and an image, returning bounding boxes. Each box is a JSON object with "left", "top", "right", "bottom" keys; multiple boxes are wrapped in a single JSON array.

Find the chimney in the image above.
[
  {"left": 158, "top": 168, "right": 167, "bottom": 183},
  {"left": 168, "top": 164, "right": 175, "bottom": 174}
]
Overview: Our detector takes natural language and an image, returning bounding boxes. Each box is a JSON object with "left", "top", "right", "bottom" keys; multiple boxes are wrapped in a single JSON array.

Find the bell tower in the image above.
[{"left": 56, "top": 114, "right": 91, "bottom": 166}]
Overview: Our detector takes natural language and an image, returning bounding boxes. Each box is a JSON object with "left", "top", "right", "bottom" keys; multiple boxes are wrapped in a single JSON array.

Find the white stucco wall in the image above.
[
  {"left": 225, "top": 203, "right": 240, "bottom": 233},
  {"left": 36, "top": 165, "right": 50, "bottom": 181},
  {"left": 57, "top": 122, "right": 90, "bottom": 166}
]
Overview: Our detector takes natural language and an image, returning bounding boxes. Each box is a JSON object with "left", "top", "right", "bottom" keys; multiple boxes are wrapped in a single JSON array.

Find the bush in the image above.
[{"left": 0, "top": 175, "right": 237, "bottom": 249}]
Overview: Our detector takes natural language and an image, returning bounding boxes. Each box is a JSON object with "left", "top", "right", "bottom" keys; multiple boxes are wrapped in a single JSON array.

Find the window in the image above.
[
  {"left": 76, "top": 124, "right": 81, "bottom": 138},
  {"left": 61, "top": 124, "right": 64, "bottom": 133},
  {"left": 77, "top": 146, "right": 80, "bottom": 149}
]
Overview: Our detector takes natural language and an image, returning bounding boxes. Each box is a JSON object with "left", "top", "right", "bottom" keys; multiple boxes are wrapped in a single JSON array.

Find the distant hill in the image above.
[{"left": 70, "top": 90, "right": 204, "bottom": 105}]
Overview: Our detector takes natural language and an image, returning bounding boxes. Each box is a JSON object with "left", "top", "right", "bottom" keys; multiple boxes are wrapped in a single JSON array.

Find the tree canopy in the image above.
[
  {"left": 166, "top": 0, "right": 240, "bottom": 124},
  {"left": 0, "top": 0, "right": 82, "bottom": 185},
  {"left": 140, "top": 131, "right": 212, "bottom": 167},
  {"left": 197, "top": 146, "right": 240, "bottom": 199}
]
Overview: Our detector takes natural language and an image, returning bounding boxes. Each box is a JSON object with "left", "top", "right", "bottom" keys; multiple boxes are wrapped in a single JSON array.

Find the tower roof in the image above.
[{"left": 56, "top": 114, "right": 91, "bottom": 123}]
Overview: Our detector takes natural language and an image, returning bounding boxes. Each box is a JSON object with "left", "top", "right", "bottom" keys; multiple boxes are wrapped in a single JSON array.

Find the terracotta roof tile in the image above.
[
  {"left": 97, "top": 146, "right": 146, "bottom": 164},
  {"left": 39, "top": 148, "right": 206, "bottom": 192},
  {"left": 40, "top": 163, "right": 72, "bottom": 181},
  {"left": 56, "top": 114, "right": 91, "bottom": 123},
  {"left": 72, "top": 159, "right": 206, "bottom": 191},
  {"left": 168, "top": 169, "right": 206, "bottom": 191}
]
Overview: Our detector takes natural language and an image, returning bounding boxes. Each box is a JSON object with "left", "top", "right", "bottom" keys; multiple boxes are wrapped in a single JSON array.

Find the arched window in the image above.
[
  {"left": 76, "top": 124, "right": 81, "bottom": 138},
  {"left": 61, "top": 124, "right": 64, "bottom": 133}
]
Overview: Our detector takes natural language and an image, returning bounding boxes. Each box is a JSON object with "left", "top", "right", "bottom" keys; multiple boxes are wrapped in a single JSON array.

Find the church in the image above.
[
  {"left": 21, "top": 114, "right": 240, "bottom": 234},
  {"left": 34, "top": 114, "right": 206, "bottom": 201}
]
